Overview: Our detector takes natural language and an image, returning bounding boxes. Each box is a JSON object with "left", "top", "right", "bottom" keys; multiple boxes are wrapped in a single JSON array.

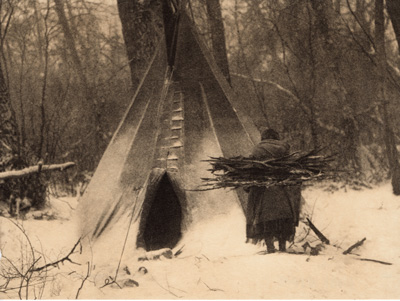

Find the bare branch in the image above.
[
  {"left": 32, "top": 238, "right": 81, "bottom": 273},
  {"left": 75, "top": 262, "right": 90, "bottom": 299},
  {"left": 0, "top": 162, "right": 76, "bottom": 180},
  {"left": 343, "top": 237, "right": 366, "bottom": 254}
]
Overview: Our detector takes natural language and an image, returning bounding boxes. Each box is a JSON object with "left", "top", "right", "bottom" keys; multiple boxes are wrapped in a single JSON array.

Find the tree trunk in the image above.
[
  {"left": 53, "top": 0, "right": 87, "bottom": 87},
  {"left": 0, "top": 57, "right": 19, "bottom": 156},
  {"left": 335, "top": 0, "right": 341, "bottom": 13},
  {"left": 386, "top": 0, "right": 400, "bottom": 55},
  {"left": 310, "top": 0, "right": 364, "bottom": 171},
  {"left": 116, "top": 0, "right": 161, "bottom": 90},
  {"left": 0, "top": 5, "right": 19, "bottom": 157},
  {"left": 308, "top": 102, "right": 319, "bottom": 149},
  {"left": 53, "top": 0, "right": 103, "bottom": 168},
  {"left": 309, "top": 0, "right": 330, "bottom": 39},
  {"left": 205, "top": 0, "right": 231, "bottom": 84},
  {"left": 375, "top": 0, "right": 400, "bottom": 195}
]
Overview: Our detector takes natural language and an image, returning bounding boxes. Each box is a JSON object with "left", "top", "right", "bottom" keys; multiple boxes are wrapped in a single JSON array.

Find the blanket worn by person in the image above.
[{"left": 246, "top": 135, "right": 301, "bottom": 253}]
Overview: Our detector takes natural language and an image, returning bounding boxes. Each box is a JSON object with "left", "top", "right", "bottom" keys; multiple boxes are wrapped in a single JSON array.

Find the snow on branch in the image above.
[{"left": 0, "top": 162, "right": 76, "bottom": 181}]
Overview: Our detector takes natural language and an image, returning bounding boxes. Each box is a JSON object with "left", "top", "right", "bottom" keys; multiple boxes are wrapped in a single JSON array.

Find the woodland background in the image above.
[{"left": 1, "top": 0, "right": 400, "bottom": 210}]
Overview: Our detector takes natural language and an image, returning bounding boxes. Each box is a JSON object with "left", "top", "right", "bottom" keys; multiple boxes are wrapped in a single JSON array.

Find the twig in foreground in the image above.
[
  {"left": 357, "top": 258, "right": 392, "bottom": 265},
  {"left": 306, "top": 218, "right": 330, "bottom": 245},
  {"left": 75, "top": 262, "right": 90, "bottom": 299},
  {"left": 32, "top": 238, "right": 82, "bottom": 272},
  {"left": 343, "top": 238, "right": 366, "bottom": 255}
]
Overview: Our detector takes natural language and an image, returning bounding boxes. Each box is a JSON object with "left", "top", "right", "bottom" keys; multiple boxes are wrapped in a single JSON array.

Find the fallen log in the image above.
[
  {"left": 0, "top": 162, "right": 76, "bottom": 181},
  {"left": 306, "top": 218, "right": 330, "bottom": 245},
  {"left": 343, "top": 237, "right": 366, "bottom": 255}
]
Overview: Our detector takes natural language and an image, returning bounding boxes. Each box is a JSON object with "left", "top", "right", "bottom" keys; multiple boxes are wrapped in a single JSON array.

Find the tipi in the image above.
[{"left": 78, "top": 1, "right": 259, "bottom": 257}]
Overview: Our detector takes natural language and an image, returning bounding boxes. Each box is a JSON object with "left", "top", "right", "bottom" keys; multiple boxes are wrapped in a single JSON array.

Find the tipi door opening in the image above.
[{"left": 142, "top": 173, "right": 182, "bottom": 251}]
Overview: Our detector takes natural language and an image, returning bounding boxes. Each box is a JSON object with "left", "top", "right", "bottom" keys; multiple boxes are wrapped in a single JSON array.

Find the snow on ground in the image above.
[{"left": 1, "top": 182, "right": 400, "bottom": 299}]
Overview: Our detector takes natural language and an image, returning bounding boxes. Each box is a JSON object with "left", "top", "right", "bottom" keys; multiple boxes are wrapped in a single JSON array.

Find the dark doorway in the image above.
[{"left": 143, "top": 174, "right": 182, "bottom": 251}]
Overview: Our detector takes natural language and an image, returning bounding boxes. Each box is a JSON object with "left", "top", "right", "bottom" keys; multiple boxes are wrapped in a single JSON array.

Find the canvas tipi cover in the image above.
[{"left": 78, "top": 8, "right": 259, "bottom": 260}]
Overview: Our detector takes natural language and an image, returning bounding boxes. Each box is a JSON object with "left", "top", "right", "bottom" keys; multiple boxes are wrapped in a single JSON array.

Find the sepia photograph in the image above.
[{"left": 0, "top": 0, "right": 400, "bottom": 299}]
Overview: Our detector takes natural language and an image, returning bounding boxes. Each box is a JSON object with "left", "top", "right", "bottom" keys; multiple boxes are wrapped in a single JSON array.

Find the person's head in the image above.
[{"left": 261, "top": 128, "right": 280, "bottom": 140}]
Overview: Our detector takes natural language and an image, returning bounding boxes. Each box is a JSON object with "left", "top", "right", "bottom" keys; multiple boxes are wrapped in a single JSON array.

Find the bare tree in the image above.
[
  {"left": 0, "top": 1, "right": 47, "bottom": 210},
  {"left": 53, "top": 0, "right": 109, "bottom": 169},
  {"left": 375, "top": 0, "right": 400, "bottom": 194},
  {"left": 0, "top": 0, "right": 18, "bottom": 157},
  {"left": 53, "top": 0, "right": 87, "bottom": 88},
  {"left": 37, "top": 0, "right": 51, "bottom": 160},
  {"left": 0, "top": 49, "right": 19, "bottom": 157}
]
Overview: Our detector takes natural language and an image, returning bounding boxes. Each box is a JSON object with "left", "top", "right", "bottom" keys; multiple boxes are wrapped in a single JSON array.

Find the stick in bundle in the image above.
[{"left": 201, "top": 149, "right": 335, "bottom": 190}]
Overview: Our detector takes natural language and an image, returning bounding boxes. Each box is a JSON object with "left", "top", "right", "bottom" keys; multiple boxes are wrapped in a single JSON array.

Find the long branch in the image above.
[{"left": 0, "top": 162, "right": 75, "bottom": 180}]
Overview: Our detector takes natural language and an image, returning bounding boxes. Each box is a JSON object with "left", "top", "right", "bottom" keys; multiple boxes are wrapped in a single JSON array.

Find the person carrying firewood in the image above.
[{"left": 246, "top": 128, "right": 302, "bottom": 253}]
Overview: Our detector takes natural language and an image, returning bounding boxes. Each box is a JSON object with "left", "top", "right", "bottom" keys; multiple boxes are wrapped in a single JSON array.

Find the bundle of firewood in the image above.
[{"left": 201, "top": 149, "right": 335, "bottom": 190}]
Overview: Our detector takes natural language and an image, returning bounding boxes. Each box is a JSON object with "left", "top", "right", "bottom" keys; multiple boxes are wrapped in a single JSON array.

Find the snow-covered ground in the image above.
[{"left": 1, "top": 182, "right": 400, "bottom": 299}]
